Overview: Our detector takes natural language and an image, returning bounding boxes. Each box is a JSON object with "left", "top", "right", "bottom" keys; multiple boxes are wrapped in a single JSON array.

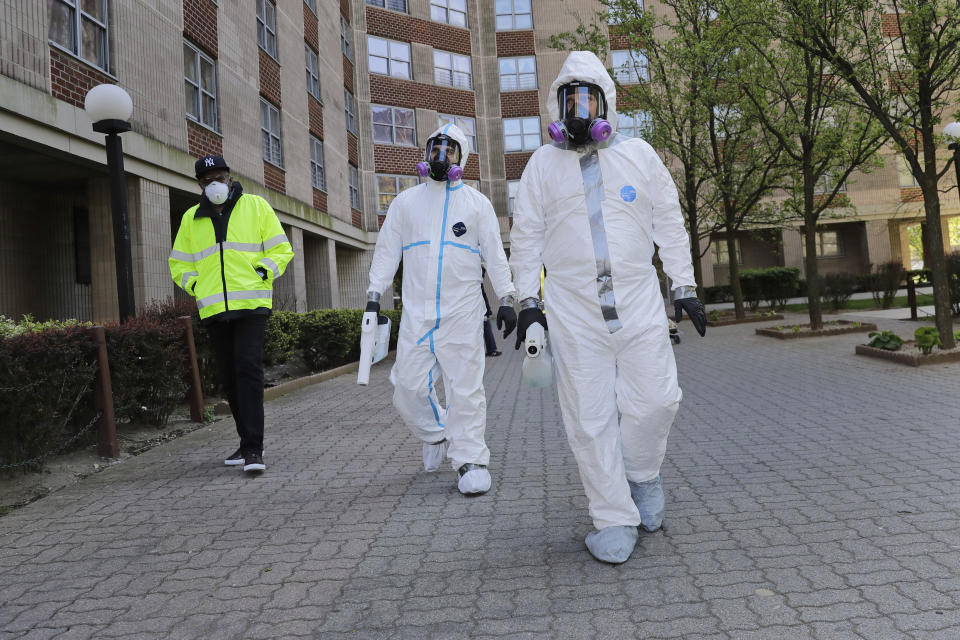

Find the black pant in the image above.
[
  {"left": 483, "top": 318, "right": 498, "bottom": 354},
  {"left": 206, "top": 314, "right": 267, "bottom": 454}
]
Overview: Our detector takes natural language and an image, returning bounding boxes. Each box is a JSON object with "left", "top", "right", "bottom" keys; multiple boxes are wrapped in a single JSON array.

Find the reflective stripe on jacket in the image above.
[{"left": 169, "top": 193, "right": 294, "bottom": 320}]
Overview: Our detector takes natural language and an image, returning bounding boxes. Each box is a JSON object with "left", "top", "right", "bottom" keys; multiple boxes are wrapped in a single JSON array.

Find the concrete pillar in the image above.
[
  {"left": 325, "top": 237, "right": 341, "bottom": 308},
  {"left": 336, "top": 244, "right": 374, "bottom": 309},
  {"left": 781, "top": 226, "right": 804, "bottom": 276},
  {"left": 864, "top": 219, "right": 893, "bottom": 268},
  {"left": 288, "top": 226, "right": 307, "bottom": 312},
  {"left": 698, "top": 234, "right": 715, "bottom": 288},
  {"left": 88, "top": 177, "right": 119, "bottom": 324},
  {"left": 126, "top": 176, "right": 173, "bottom": 311}
]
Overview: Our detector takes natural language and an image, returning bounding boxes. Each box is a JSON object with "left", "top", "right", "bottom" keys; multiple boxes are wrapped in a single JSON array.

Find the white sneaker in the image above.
[
  {"left": 422, "top": 439, "right": 447, "bottom": 472},
  {"left": 457, "top": 464, "right": 491, "bottom": 495}
]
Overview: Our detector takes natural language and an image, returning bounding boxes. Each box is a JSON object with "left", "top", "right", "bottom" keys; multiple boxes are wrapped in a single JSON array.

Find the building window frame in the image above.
[
  {"left": 434, "top": 50, "right": 472, "bottom": 90},
  {"left": 376, "top": 173, "right": 419, "bottom": 213},
  {"left": 341, "top": 16, "right": 353, "bottom": 61},
  {"left": 495, "top": 0, "right": 532, "bottom": 31},
  {"left": 260, "top": 98, "right": 283, "bottom": 167},
  {"left": 611, "top": 49, "right": 648, "bottom": 84},
  {"left": 256, "top": 0, "right": 278, "bottom": 59},
  {"left": 498, "top": 56, "right": 537, "bottom": 91},
  {"left": 368, "top": 36, "right": 412, "bottom": 79},
  {"left": 349, "top": 164, "right": 361, "bottom": 210},
  {"left": 309, "top": 136, "right": 326, "bottom": 191},
  {"left": 344, "top": 88, "right": 358, "bottom": 136},
  {"left": 713, "top": 238, "right": 741, "bottom": 265},
  {"left": 437, "top": 114, "right": 477, "bottom": 153},
  {"left": 617, "top": 110, "right": 651, "bottom": 139},
  {"left": 305, "top": 0, "right": 317, "bottom": 13},
  {"left": 305, "top": 43, "right": 321, "bottom": 101},
  {"left": 366, "top": 0, "right": 408, "bottom": 12},
  {"left": 503, "top": 116, "right": 540, "bottom": 152},
  {"left": 608, "top": 0, "right": 643, "bottom": 24},
  {"left": 507, "top": 180, "right": 520, "bottom": 217},
  {"left": 184, "top": 40, "right": 218, "bottom": 131},
  {"left": 430, "top": 0, "right": 467, "bottom": 27},
  {"left": 48, "top": 0, "right": 110, "bottom": 71},
  {"left": 372, "top": 105, "right": 416, "bottom": 146},
  {"left": 802, "top": 230, "right": 843, "bottom": 258}
]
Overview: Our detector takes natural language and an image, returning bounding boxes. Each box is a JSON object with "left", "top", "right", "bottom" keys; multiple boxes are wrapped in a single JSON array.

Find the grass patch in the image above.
[{"left": 781, "top": 293, "right": 935, "bottom": 313}]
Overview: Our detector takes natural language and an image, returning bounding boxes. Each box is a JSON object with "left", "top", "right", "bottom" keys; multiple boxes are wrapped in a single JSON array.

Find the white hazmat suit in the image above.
[
  {"left": 510, "top": 52, "right": 696, "bottom": 542},
  {"left": 367, "top": 124, "right": 516, "bottom": 491}
]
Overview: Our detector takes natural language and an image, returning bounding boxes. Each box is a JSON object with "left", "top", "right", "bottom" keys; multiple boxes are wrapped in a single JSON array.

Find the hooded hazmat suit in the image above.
[
  {"left": 367, "top": 124, "right": 516, "bottom": 473},
  {"left": 510, "top": 52, "right": 696, "bottom": 531}
]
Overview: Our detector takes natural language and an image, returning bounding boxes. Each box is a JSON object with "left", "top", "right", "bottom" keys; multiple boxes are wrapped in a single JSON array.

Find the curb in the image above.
[{"left": 263, "top": 352, "right": 395, "bottom": 401}]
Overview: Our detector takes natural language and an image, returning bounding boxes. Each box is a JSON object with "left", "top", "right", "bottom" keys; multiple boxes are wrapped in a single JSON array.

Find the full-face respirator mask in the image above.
[
  {"left": 416, "top": 135, "right": 463, "bottom": 182},
  {"left": 548, "top": 81, "right": 612, "bottom": 146}
]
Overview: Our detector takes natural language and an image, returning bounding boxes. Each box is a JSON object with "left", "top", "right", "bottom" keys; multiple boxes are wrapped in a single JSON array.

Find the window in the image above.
[
  {"left": 496, "top": 0, "right": 532, "bottom": 30},
  {"left": 184, "top": 41, "right": 218, "bottom": 130},
  {"left": 503, "top": 117, "right": 540, "bottom": 152},
  {"left": 305, "top": 0, "right": 316, "bottom": 13},
  {"left": 305, "top": 44, "right": 321, "bottom": 100},
  {"left": 898, "top": 154, "right": 920, "bottom": 188},
  {"left": 260, "top": 98, "right": 283, "bottom": 167},
  {"left": 802, "top": 231, "right": 842, "bottom": 257},
  {"left": 507, "top": 180, "right": 520, "bottom": 216},
  {"left": 611, "top": 50, "right": 648, "bottom": 84},
  {"left": 431, "top": 0, "right": 467, "bottom": 27},
  {"left": 376, "top": 174, "right": 419, "bottom": 213},
  {"left": 256, "top": 0, "right": 278, "bottom": 58},
  {"left": 713, "top": 238, "right": 741, "bottom": 265},
  {"left": 499, "top": 56, "right": 537, "bottom": 91},
  {"left": 368, "top": 36, "right": 411, "bottom": 79},
  {"left": 437, "top": 114, "right": 477, "bottom": 152},
  {"left": 344, "top": 89, "right": 358, "bottom": 136},
  {"left": 813, "top": 172, "right": 847, "bottom": 195},
  {"left": 462, "top": 179, "right": 480, "bottom": 190},
  {"left": 48, "top": 0, "right": 109, "bottom": 70},
  {"left": 618, "top": 111, "right": 650, "bottom": 138},
  {"left": 310, "top": 136, "right": 325, "bottom": 191},
  {"left": 608, "top": 0, "right": 642, "bottom": 24},
  {"left": 712, "top": 104, "right": 742, "bottom": 138},
  {"left": 341, "top": 17, "right": 353, "bottom": 61},
  {"left": 372, "top": 105, "right": 416, "bottom": 146},
  {"left": 434, "top": 50, "right": 472, "bottom": 90},
  {"left": 366, "top": 0, "right": 407, "bottom": 11},
  {"left": 349, "top": 165, "right": 361, "bottom": 210}
]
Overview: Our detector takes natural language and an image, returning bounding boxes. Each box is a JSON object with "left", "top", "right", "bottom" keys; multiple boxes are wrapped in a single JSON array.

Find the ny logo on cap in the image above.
[{"left": 204, "top": 158, "right": 215, "bottom": 167}]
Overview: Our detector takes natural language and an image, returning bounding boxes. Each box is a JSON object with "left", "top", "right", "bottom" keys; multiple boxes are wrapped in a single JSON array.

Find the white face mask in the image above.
[{"left": 204, "top": 181, "right": 229, "bottom": 205}]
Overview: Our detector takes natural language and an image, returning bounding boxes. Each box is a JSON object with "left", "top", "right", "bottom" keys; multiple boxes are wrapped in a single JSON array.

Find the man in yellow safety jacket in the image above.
[{"left": 170, "top": 155, "right": 294, "bottom": 473}]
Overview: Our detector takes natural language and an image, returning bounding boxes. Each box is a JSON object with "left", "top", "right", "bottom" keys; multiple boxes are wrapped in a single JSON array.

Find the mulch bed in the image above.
[
  {"left": 755, "top": 319, "right": 877, "bottom": 339},
  {"left": 855, "top": 340, "right": 960, "bottom": 367},
  {"left": 707, "top": 311, "right": 784, "bottom": 327}
]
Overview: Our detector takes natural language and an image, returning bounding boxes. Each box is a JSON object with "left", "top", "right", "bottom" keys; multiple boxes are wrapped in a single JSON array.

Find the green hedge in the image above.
[{"left": 738, "top": 267, "right": 801, "bottom": 311}]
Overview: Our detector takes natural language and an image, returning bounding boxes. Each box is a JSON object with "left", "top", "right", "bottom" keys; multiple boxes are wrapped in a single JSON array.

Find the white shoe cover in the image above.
[
  {"left": 457, "top": 467, "right": 491, "bottom": 495},
  {"left": 585, "top": 525, "right": 639, "bottom": 564},
  {"left": 422, "top": 440, "right": 447, "bottom": 472}
]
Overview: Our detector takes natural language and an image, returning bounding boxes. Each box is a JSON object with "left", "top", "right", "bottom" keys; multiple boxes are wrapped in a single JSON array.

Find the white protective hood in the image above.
[
  {"left": 426, "top": 123, "right": 470, "bottom": 171},
  {"left": 547, "top": 50, "right": 619, "bottom": 132}
]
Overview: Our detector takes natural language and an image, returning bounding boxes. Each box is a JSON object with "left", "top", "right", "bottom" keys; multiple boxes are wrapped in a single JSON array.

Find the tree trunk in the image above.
[
  {"left": 921, "top": 193, "right": 956, "bottom": 348},
  {"left": 726, "top": 231, "right": 745, "bottom": 319},
  {"left": 804, "top": 224, "right": 822, "bottom": 330},
  {"left": 685, "top": 186, "right": 704, "bottom": 296}
]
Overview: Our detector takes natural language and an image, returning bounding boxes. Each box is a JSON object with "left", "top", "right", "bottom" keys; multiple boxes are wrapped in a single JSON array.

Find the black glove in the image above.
[
  {"left": 255, "top": 266, "right": 268, "bottom": 280},
  {"left": 365, "top": 300, "right": 380, "bottom": 314},
  {"left": 514, "top": 307, "right": 547, "bottom": 350},
  {"left": 496, "top": 305, "right": 517, "bottom": 339},
  {"left": 674, "top": 297, "right": 706, "bottom": 337}
]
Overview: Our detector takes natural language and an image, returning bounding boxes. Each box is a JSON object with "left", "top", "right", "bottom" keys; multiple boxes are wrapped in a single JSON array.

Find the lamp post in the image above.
[{"left": 84, "top": 84, "right": 135, "bottom": 323}]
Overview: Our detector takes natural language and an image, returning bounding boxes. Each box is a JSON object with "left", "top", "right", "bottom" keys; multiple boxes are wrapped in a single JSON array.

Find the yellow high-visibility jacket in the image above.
[{"left": 169, "top": 188, "right": 294, "bottom": 320}]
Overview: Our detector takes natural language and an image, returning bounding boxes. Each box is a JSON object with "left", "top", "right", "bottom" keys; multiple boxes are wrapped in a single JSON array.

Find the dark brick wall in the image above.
[
  {"left": 608, "top": 25, "right": 634, "bottom": 51},
  {"left": 366, "top": 7, "right": 471, "bottom": 55},
  {"left": 341, "top": 0, "right": 350, "bottom": 20},
  {"left": 187, "top": 119, "right": 223, "bottom": 158},
  {"left": 264, "top": 162, "right": 286, "bottom": 193},
  {"left": 49, "top": 48, "right": 111, "bottom": 109},
  {"left": 348, "top": 134, "right": 359, "bottom": 166},
  {"left": 881, "top": 13, "right": 901, "bottom": 37},
  {"left": 900, "top": 187, "right": 923, "bottom": 203},
  {"left": 304, "top": 3, "right": 319, "bottom": 51},
  {"left": 369, "top": 75, "right": 476, "bottom": 116},
  {"left": 495, "top": 31, "right": 535, "bottom": 57},
  {"left": 183, "top": 0, "right": 218, "bottom": 57},
  {"left": 343, "top": 56, "right": 354, "bottom": 94},
  {"left": 463, "top": 154, "right": 480, "bottom": 181},
  {"left": 500, "top": 90, "right": 540, "bottom": 118},
  {"left": 373, "top": 145, "right": 421, "bottom": 173},
  {"left": 313, "top": 188, "right": 327, "bottom": 212},
  {"left": 309, "top": 99, "right": 324, "bottom": 139},
  {"left": 354, "top": 209, "right": 364, "bottom": 227},
  {"left": 505, "top": 152, "right": 533, "bottom": 180},
  {"left": 259, "top": 49, "right": 282, "bottom": 107}
]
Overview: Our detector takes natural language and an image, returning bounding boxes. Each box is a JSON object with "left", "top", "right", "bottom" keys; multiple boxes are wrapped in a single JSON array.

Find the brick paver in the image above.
[{"left": 2, "top": 312, "right": 960, "bottom": 639}]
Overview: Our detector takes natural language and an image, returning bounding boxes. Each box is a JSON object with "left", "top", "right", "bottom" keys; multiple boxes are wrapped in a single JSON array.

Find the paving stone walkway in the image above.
[{"left": 3, "top": 312, "right": 960, "bottom": 639}]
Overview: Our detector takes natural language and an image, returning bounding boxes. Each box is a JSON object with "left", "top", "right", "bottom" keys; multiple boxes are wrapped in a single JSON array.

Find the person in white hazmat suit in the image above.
[
  {"left": 365, "top": 124, "right": 518, "bottom": 496},
  {"left": 509, "top": 51, "right": 707, "bottom": 563}
]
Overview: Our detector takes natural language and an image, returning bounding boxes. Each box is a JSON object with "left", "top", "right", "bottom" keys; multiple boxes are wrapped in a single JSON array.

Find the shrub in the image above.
[
  {"left": 0, "top": 326, "right": 98, "bottom": 472},
  {"left": 867, "top": 330, "right": 903, "bottom": 351},
  {"left": 298, "top": 309, "right": 364, "bottom": 372},
  {"left": 738, "top": 269, "right": 765, "bottom": 312},
  {"left": 865, "top": 262, "right": 905, "bottom": 309},
  {"left": 739, "top": 267, "right": 800, "bottom": 311},
  {"left": 820, "top": 272, "right": 857, "bottom": 311},
  {"left": 702, "top": 285, "right": 732, "bottom": 304},
  {"left": 264, "top": 310, "right": 301, "bottom": 366},
  {"left": 914, "top": 326, "right": 942, "bottom": 355},
  {"left": 945, "top": 252, "right": 960, "bottom": 316}
]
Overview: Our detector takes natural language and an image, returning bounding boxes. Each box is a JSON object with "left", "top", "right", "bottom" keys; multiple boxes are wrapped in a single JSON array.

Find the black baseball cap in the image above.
[{"left": 195, "top": 155, "right": 230, "bottom": 177}]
